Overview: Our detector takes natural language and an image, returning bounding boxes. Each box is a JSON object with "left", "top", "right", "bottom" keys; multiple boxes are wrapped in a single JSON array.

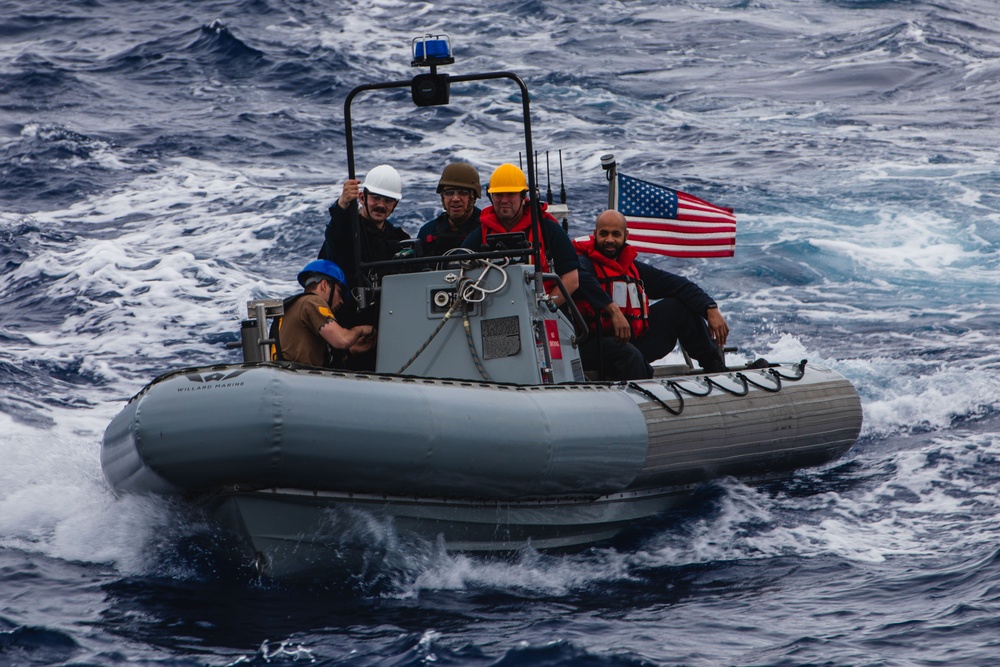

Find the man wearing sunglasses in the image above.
[{"left": 416, "top": 162, "right": 483, "bottom": 257}]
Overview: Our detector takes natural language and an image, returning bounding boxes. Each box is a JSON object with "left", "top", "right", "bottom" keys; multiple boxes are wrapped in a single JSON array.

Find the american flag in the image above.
[{"left": 613, "top": 173, "right": 736, "bottom": 257}]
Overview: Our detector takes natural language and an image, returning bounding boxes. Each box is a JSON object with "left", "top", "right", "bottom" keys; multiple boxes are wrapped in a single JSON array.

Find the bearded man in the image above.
[{"left": 572, "top": 209, "right": 729, "bottom": 379}]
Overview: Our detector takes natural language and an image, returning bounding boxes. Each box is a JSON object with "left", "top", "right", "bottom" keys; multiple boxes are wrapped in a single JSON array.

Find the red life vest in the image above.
[
  {"left": 572, "top": 236, "right": 649, "bottom": 339},
  {"left": 478, "top": 201, "right": 555, "bottom": 273}
]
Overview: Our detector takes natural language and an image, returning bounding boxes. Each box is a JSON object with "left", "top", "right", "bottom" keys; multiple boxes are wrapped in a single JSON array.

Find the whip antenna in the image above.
[
  {"left": 559, "top": 150, "right": 566, "bottom": 204},
  {"left": 546, "top": 151, "right": 553, "bottom": 204}
]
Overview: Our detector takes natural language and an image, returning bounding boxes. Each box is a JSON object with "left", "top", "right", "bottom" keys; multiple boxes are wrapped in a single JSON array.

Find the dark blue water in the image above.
[{"left": 2, "top": 0, "right": 999, "bottom": 665}]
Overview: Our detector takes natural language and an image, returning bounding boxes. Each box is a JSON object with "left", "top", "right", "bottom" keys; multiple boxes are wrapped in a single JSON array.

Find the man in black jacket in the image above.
[
  {"left": 573, "top": 209, "right": 729, "bottom": 379},
  {"left": 317, "top": 164, "right": 409, "bottom": 370},
  {"left": 416, "top": 162, "right": 482, "bottom": 257},
  {"left": 318, "top": 164, "right": 410, "bottom": 289}
]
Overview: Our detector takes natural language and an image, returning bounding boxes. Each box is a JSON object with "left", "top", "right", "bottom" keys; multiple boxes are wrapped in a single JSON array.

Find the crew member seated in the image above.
[
  {"left": 573, "top": 210, "right": 730, "bottom": 379},
  {"left": 273, "top": 259, "right": 375, "bottom": 369}
]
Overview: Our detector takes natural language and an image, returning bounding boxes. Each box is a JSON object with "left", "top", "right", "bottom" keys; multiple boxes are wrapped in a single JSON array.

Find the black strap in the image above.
[{"left": 268, "top": 315, "right": 284, "bottom": 361}]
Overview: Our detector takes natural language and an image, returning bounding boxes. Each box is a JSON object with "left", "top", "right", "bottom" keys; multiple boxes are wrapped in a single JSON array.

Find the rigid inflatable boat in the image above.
[
  {"left": 103, "top": 262, "right": 861, "bottom": 577},
  {"left": 100, "top": 38, "right": 863, "bottom": 578}
]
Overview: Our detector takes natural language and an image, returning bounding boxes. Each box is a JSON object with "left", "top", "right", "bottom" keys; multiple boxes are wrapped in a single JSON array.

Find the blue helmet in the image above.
[{"left": 297, "top": 259, "right": 347, "bottom": 290}]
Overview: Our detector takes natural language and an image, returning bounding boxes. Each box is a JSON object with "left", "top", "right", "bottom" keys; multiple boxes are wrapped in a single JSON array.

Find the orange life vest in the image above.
[
  {"left": 573, "top": 236, "right": 649, "bottom": 339},
  {"left": 478, "top": 201, "right": 555, "bottom": 274}
]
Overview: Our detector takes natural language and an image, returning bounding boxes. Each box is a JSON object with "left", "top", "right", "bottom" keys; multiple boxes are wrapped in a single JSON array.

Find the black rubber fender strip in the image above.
[
  {"left": 668, "top": 376, "right": 713, "bottom": 397},
  {"left": 736, "top": 370, "right": 782, "bottom": 392},
  {"left": 770, "top": 359, "right": 808, "bottom": 381},
  {"left": 624, "top": 380, "right": 684, "bottom": 416},
  {"left": 706, "top": 373, "right": 750, "bottom": 396}
]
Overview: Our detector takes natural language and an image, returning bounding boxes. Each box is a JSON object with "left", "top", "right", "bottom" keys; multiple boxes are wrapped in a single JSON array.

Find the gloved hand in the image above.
[{"left": 393, "top": 248, "right": 415, "bottom": 260}]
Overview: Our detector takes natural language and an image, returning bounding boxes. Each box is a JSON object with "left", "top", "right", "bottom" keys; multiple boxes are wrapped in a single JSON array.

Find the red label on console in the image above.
[{"left": 544, "top": 319, "right": 562, "bottom": 360}]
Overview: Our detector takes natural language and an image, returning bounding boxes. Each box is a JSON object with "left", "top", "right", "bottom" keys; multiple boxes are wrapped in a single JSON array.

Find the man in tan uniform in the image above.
[{"left": 276, "top": 259, "right": 375, "bottom": 368}]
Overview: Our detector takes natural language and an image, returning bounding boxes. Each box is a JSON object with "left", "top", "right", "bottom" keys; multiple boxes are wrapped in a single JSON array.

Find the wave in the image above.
[
  {"left": 89, "top": 19, "right": 265, "bottom": 79},
  {"left": 0, "top": 124, "right": 134, "bottom": 211},
  {"left": 1, "top": 1, "right": 1000, "bottom": 665}
]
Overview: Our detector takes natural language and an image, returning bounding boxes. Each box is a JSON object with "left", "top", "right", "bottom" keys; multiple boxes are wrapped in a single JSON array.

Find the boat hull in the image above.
[
  {"left": 101, "top": 361, "right": 861, "bottom": 576},
  {"left": 204, "top": 484, "right": 697, "bottom": 578}
]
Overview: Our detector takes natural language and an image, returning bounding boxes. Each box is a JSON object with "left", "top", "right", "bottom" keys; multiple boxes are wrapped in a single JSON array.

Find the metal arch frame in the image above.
[{"left": 342, "top": 71, "right": 545, "bottom": 307}]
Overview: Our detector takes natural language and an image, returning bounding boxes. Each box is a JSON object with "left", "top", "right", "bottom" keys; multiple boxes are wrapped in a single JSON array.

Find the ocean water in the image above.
[{"left": 2, "top": 0, "right": 999, "bottom": 665}]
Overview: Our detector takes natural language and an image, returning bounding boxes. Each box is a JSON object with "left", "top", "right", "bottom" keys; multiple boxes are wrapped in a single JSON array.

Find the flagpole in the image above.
[
  {"left": 596, "top": 154, "right": 620, "bottom": 382},
  {"left": 600, "top": 153, "right": 617, "bottom": 210}
]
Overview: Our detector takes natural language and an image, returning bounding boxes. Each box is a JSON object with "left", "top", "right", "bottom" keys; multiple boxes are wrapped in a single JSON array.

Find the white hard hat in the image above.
[{"left": 361, "top": 164, "right": 402, "bottom": 201}]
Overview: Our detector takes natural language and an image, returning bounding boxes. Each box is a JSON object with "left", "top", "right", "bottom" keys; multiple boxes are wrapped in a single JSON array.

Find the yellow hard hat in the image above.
[{"left": 487, "top": 163, "right": 528, "bottom": 194}]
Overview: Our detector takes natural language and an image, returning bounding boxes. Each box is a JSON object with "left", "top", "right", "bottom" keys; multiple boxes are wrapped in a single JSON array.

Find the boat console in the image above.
[
  {"left": 377, "top": 262, "right": 585, "bottom": 384},
  {"left": 237, "top": 259, "right": 587, "bottom": 385}
]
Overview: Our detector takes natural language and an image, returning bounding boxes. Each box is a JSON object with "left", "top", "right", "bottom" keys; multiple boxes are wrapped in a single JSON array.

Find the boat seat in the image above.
[
  {"left": 581, "top": 344, "right": 739, "bottom": 381},
  {"left": 652, "top": 364, "right": 701, "bottom": 377}
]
